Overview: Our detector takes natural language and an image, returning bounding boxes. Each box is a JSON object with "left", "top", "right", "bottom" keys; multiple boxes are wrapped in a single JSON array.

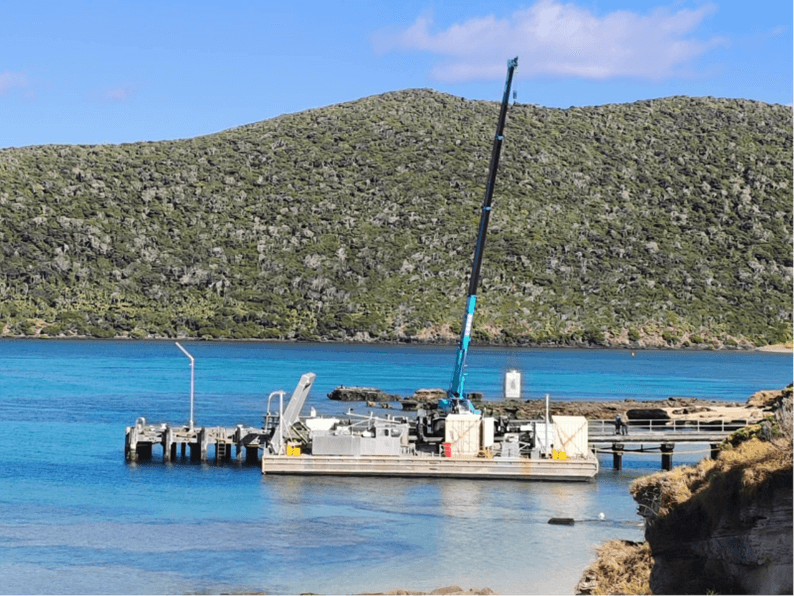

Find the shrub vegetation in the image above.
[{"left": 0, "top": 91, "right": 791, "bottom": 344}]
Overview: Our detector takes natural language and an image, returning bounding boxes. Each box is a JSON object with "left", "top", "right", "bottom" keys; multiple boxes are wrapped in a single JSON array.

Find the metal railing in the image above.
[{"left": 588, "top": 418, "right": 762, "bottom": 435}]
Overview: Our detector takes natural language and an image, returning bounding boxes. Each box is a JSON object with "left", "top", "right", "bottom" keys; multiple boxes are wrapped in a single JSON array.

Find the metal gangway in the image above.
[{"left": 587, "top": 416, "right": 764, "bottom": 470}]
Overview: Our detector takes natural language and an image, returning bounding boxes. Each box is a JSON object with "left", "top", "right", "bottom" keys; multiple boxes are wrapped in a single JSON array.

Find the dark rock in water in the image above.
[
  {"left": 626, "top": 408, "right": 670, "bottom": 422},
  {"left": 328, "top": 386, "right": 398, "bottom": 402},
  {"left": 400, "top": 399, "right": 419, "bottom": 411},
  {"left": 548, "top": 517, "right": 575, "bottom": 525}
]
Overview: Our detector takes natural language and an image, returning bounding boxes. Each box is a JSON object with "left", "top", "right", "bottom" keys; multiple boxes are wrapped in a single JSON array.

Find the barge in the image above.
[
  {"left": 261, "top": 453, "right": 598, "bottom": 481},
  {"left": 260, "top": 372, "right": 599, "bottom": 482}
]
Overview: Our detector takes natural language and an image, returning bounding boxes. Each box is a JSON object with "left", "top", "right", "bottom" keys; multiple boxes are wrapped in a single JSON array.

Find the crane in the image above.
[{"left": 440, "top": 57, "right": 519, "bottom": 415}]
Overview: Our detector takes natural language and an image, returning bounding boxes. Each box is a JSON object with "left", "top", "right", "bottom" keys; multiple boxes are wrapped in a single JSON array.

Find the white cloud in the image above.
[
  {"left": 374, "top": 1, "right": 726, "bottom": 82},
  {"left": 0, "top": 71, "right": 28, "bottom": 95}
]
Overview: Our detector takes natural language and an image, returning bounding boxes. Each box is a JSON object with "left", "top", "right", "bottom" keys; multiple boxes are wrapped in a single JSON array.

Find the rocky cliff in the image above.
[
  {"left": 635, "top": 466, "right": 791, "bottom": 594},
  {"left": 630, "top": 386, "right": 792, "bottom": 594}
]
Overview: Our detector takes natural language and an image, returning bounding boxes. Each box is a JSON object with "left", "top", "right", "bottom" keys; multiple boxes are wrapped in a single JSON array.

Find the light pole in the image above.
[{"left": 175, "top": 342, "right": 195, "bottom": 430}]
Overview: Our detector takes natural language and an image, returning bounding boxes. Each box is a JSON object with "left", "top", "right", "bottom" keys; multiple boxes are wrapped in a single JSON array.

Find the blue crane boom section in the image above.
[{"left": 441, "top": 57, "right": 518, "bottom": 415}]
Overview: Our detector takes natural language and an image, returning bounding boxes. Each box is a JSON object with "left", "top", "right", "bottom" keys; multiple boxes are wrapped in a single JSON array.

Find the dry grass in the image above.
[
  {"left": 576, "top": 540, "right": 653, "bottom": 595},
  {"left": 630, "top": 457, "right": 719, "bottom": 518},
  {"left": 631, "top": 436, "right": 792, "bottom": 536}
]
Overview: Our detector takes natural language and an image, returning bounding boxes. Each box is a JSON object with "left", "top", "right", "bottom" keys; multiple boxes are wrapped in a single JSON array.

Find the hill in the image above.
[{"left": 0, "top": 91, "right": 791, "bottom": 345}]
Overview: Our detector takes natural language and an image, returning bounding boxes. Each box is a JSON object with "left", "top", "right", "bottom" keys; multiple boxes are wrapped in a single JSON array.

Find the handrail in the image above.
[{"left": 587, "top": 417, "right": 763, "bottom": 434}]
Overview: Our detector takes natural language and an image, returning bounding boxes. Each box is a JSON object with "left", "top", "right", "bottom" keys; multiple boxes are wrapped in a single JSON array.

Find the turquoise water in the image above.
[{"left": 0, "top": 340, "right": 791, "bottom": 594}]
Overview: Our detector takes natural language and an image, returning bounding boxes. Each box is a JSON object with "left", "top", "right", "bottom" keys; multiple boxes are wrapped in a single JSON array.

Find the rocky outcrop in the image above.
[
  {"left": 410, "top": 388, "right": 447, "bottom": 402},
  {"left": 641, "top": 477, "right": 792, "bottom": 594},
  {"left": 327, "top": 386, "right": 400, "bottom": 402},
  {"left": 631, "top": 427, "right": 793, "bottom": 593},
  {"left": 747, "top": 388, "right": 786, "bottom": 408},
  {"left": 576, "top": 386, "right": 793, "bottom": 595}
]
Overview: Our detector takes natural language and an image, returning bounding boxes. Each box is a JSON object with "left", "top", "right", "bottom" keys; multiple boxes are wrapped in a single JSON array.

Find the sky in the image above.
[{"left": 1, "top": 0, "right": 791, "bottom": 148}]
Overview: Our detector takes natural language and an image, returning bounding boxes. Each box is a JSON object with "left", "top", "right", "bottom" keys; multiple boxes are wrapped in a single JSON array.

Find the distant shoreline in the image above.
[{"left": 0, "top": 334, "right": 788, "bottom": 353}]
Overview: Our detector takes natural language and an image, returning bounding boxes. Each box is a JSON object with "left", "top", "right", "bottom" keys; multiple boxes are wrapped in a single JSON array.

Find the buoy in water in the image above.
[
  {"left": 548, "top": 517, "right": 575, "bottom": 525},
  {"left": 598, "top": 512, "right": 605, "bottom": 520}
]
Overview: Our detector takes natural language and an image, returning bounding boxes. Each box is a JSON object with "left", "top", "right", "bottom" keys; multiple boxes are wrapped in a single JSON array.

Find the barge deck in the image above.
[{"left": 261, "top": 453, "right": 599, "bottom": 481}]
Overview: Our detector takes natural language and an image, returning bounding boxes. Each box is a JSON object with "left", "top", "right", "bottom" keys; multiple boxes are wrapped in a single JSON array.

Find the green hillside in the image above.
[{"left": 0, "top": 91, "right": 791, "bottom": 346}]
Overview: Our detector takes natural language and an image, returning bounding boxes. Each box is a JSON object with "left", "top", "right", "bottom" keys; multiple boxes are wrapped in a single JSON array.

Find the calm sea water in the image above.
[{"left": 0, "top": 340, "right": 791, "bottom": 595}]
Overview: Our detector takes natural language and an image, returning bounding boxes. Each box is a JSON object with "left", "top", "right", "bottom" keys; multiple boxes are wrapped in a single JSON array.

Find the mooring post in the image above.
[
  {"left": 612, "top": 442, "right": 624, "bottom": 470},
  {"left": 661, "top": 442, "right": 675, "bottom": 470},
  {"left": 199, "top": 427, "right": 208, "bottom": 462},
  {"left": 235, "top": 425, "right": 244, "bottom": 461},
  {"left": 163, "top": 425, "right": 173, "bottom": 463},
  {"left": 710, "top": 442, "right": 721, "bottom": 461},
  {"left": 125, "top": 427, "right": 137, "bottom": 461}
]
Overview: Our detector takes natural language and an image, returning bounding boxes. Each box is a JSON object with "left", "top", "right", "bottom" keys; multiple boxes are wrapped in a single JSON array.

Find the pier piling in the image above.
[
  {"left": 612, "top": 443, "right": 624, "bottom": 470},
  {"left": 163, "top": 427, "right": 174, "bottom": 462},
  {"left": 137, "top": 442, "right": 153, "bottom": 459},
  {"left": 661, "top": 442, "right": 675, "bottom": 471},
  {"left": 245, "top": 446, "right": 260, "bottom": 464}
]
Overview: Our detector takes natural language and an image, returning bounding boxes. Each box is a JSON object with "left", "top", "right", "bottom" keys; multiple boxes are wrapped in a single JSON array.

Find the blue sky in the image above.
[{"left": 1, "top": 0, "right": 790, "bottom": 148}]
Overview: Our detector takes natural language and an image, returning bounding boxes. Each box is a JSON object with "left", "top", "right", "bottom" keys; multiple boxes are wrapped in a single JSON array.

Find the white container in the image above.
[
  {"left": 504, "top": 369, "right": 522, "bottom": 399},
  {"left": 481, "top": 417, "right": 495, "bottom": 448},
  {"left": 445, "top": 414, "right": 481, "bottom": 457},
  {"left": 551, "top": 416, "right": 590, "bottom": 458}
]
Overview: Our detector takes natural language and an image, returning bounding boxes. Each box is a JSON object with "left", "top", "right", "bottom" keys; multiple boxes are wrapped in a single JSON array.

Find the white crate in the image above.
[{"left": 445, "top": 414, "right": 481, "bottom": 456}]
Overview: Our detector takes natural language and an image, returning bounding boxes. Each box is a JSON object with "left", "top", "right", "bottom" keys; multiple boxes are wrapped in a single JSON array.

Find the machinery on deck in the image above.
[{"left": 440, "top": 57, "right": 519, "bottom": 416}]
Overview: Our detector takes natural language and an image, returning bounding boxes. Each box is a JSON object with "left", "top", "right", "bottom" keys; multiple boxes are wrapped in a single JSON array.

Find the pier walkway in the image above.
[{"left": 588, "top": 417, "right": 763, "bottom": 469}]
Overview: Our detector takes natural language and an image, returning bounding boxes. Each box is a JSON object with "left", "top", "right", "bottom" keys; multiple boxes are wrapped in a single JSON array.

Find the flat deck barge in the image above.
[{"left": 261, "top": 453, "right": 599, "bottom": 481}]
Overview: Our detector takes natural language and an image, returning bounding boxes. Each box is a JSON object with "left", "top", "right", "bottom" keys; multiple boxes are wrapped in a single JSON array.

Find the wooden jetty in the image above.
[{"left": 587, "top": 417, "right": 763, "bottom": 470}]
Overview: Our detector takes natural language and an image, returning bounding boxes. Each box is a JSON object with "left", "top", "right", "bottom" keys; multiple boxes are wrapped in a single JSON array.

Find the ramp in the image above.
[{"left": 269, "top": 372, "right": 316, "bottom": 455}]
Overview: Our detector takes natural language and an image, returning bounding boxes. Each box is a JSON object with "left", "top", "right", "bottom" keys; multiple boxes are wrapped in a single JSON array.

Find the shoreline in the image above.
[{"left": 1, "top": 334, "right": 789, "bottom": 353}]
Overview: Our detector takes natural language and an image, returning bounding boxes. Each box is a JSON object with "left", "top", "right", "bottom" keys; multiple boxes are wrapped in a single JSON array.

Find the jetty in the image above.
[
  {"left": 125, "top": 419, "right": 267, "bottom": 463},
  {"left": 124, "top": 372, "right": 316, "bottom": 464},
  {"left": 587, "top": 417, "right": 763, "bottom": 470}
]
